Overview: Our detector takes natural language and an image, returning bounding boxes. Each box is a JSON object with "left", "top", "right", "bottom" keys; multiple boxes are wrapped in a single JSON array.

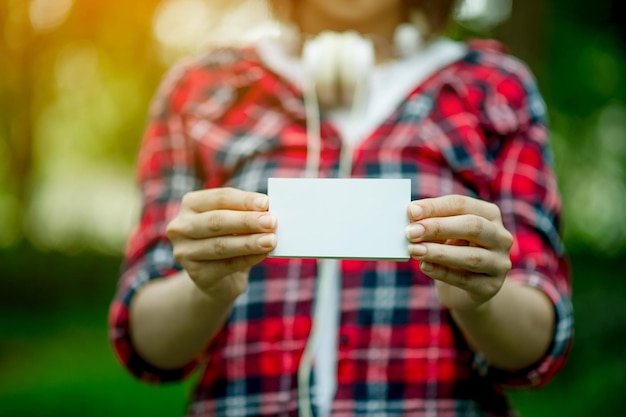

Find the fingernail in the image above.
[
  {"left": 406, "top": 223, "right": 425, "bottom": 240},
  {"left": 421, "top": 261, "right": 434, "bottom": 272},
  {"left": 258, "top": 234, "right": 277, "bottom": 249},
  {"left": 410, "top": 204, "right": 423, "bottom": 219},
  {"left": 259, "top": 214, "right": 276, "bottom": 230},
  {"left": 409, "top": 244, "right": 427, "bottom": 257},
  {"left": 254, "top": 196, "right": 269, "bottom": 210}
]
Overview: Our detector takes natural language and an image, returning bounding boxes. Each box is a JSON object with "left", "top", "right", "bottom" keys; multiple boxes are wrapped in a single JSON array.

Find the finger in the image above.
[
  {"left": 169, "top": 210, "right": 277, "bottom": 239},
  {"left": 186, "top": 254, "right": 267, "bottom": 285},
  {"left": 408, "top": 195, "right": 501, "bottom": 222},
  {"left": 408, "top": 242, "right": 509, "bottom": 276},
  {"left": 419, "top": 261, "right": 501, "bottom": 298},
  {"left": 445, "top": 239, "right": 470, "bottom": 246},
  {"left": 174, "top": 233, "right": 277, "bottom": 262},
  {"left": 406, "top": 214, "right": 500, "bottom": 248},
  {"left": 182, "top": 188, "right": 269, "bottom": 213}
]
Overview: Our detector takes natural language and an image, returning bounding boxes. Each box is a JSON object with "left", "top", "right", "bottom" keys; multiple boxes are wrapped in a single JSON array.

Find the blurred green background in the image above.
[{"left": 1, "top": 0, "right": 625, "bottom": 415}]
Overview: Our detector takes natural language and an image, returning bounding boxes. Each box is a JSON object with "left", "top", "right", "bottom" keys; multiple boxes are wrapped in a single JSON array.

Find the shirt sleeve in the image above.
[
  {"left": 473, "top": 49, "right": 574, "bottom": 388},
  {"left": 108, "top": 62, "right": 205, "bottom": 383}
]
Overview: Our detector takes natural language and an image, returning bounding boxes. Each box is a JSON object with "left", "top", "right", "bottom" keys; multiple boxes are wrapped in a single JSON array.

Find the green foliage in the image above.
[
  {"left": 1, "top": 242, "right": 624, "bottom": 416},
  {"left": 0, "top": 303, "right": 192, "bottom": 417},
  {"left": 508, "top": 249, "right": 626, "bottom": 416},
  {"left": 0, "top": 242, "right": 120, "bottom": 310},
  {"left": 0, "top": 242, "right": 192, "bottom": 416}
]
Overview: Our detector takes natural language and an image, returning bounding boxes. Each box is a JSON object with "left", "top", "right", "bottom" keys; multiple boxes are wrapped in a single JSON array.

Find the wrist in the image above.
[
  {"left": 186, "top": 271, "right": 246, "bottom": 308},
  {"left": 450, "top": 296, "right": 495, "bottom": 324},
  {"left": 449, "top": 280, "right": 508, "bottom": 326}
]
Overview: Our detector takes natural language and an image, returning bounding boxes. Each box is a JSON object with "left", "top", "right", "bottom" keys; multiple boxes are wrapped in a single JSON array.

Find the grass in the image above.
[
  {"left": 0, "top": 306, "right": 192, "bottom": 417},
  {"left": 1, "top": 245, "right": 624, "bottom": 416}
]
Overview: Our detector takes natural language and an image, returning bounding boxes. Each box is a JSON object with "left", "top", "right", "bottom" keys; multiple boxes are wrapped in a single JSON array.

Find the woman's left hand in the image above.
[{"left": 406, "top": 195, "right": 514, "bottom": 311}]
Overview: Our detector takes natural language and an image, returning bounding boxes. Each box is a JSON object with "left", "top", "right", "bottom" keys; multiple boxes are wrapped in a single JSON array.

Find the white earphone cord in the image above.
[{"left": 299, "top": 36, "right": 370, "bottom": 417}]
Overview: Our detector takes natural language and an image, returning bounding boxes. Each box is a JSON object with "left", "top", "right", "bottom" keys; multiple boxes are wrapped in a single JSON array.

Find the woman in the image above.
[{"left": 109, "top": 0, "right": 573, "bottom": 415}]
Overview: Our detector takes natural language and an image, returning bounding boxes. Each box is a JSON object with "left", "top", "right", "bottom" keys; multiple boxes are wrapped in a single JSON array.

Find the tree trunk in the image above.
[
  {"left": 494, "top": 0, "right": 551, "bottom": 83},
  {"left": 0, "top": 2, "right": 37, "bottom": 238}
]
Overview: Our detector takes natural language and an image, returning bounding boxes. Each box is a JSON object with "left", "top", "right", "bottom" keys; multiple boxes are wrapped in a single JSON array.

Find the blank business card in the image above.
[{"left": 267, "top": 178, "right": 411, "bottom": 261}]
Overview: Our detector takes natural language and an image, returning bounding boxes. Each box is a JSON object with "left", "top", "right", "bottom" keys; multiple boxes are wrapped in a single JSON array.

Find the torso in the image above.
[{"left": 168, "top": 42, "right": 519, "bottom": 416}]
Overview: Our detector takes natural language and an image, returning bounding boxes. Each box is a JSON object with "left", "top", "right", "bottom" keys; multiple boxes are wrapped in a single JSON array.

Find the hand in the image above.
[
  {"left": 166, "top": 187, "right": 277, "bottom": 302},
  {"left": 406, "top": 195, "right": 513, "bottom": 311}
]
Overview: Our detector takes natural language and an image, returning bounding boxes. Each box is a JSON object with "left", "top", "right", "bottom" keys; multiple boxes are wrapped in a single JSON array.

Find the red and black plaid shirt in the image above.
[{"left": 109, "top": 40, "right": 573, "bottom": 416}]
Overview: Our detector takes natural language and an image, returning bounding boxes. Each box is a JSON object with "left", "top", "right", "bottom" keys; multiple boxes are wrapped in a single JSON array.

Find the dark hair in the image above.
[{"left": 267, "top": 0, "right": 457, "bottom": 36}]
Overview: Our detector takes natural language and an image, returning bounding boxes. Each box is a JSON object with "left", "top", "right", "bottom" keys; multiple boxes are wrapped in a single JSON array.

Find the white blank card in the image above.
[{"left": 267, "top": 178, "right": 411, "bottom": 261}]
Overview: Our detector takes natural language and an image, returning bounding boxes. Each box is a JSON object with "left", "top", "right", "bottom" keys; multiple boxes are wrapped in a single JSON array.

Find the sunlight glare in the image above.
[
  {"left": 29, "top": 0, "right": 73, "bottom": 32},
  {"left": 598, "top": 104, "right": 626, "bottom": 161},
  {"left": 27, "top": 165, "right": 140, "bottom": 254},
  {"left": 54, "top": 42, "right": 100, "bottom": 91},
  {"left": 455, "top": 0, "right": 512, "bottom": 31},
  {"left": 567, "top": 170, "right": 626, "bottom": 253},
  {"left": 153, "top": 0, "right": 212, "bottom": 51},
  {"left": 456, "top": 0, "right": 489, "bottom": 20},
  {"left": 152, "top": 0, "right": 274, "bottom": 65},
  {"left": 563, "top": 103, "right": 626, "bottom": 253}
]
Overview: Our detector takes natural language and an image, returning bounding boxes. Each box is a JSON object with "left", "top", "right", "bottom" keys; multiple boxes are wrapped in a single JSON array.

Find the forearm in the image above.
[
  {"left": 451, "top": 280, "right": 555, "bottom": 371},
  {"left": 129, "top": 271, "right": 234, "bottom": 370}
]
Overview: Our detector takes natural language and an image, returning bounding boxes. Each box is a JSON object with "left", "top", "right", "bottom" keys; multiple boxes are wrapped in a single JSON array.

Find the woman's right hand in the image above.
[{"left": 166, "top": 187, "right": 277, "bottom": 302}]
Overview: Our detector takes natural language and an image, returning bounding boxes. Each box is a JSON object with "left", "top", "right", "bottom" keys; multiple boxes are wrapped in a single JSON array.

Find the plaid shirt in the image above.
[{"left": 109, "top": 39, "right": 573, "bottom": 416}]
